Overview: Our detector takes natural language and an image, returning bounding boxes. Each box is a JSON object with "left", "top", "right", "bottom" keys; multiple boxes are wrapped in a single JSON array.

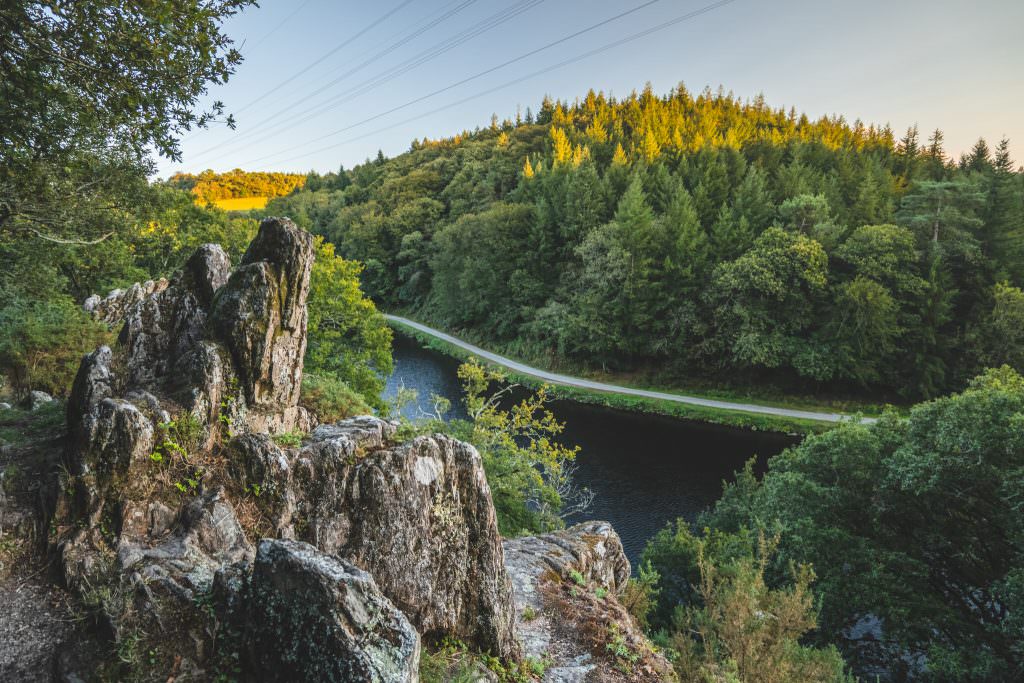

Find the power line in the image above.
[
  {"left": 232, "top": 0, "right": 418, "bottom": 117},
  {"left": 187, "top": 0, "right": 545, "bottom": 162},
  {"left": 187, "top": 0, "right": 486, "bottom": 163},
  {"left": 244, "top": 0, "right": 739, "bottom": 169},
  {"left": 234, "top": 0, "right": 671, "bottom": 166},
  {"left": 178, "top": 0, "right": 418, "bottom": 147},
  {"left": 242, "top": 0, "right": 313, "bottom": 56}
]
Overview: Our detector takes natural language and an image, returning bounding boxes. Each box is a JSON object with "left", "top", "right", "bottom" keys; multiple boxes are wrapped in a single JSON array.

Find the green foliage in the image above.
[
  {"left": 393, "top": 357, "right": 586, "bottom": 535},
  {"left": 1, "top": 0, "right": 252, "bottom": 246},
  {"left": 148, "top": 414, "right": 206, "bottom": 496},
  {"left": 619, "top": 562, "right": 660, "bottom": 631},
  {"left": 281, "top": 83, "right": 1024, "bottom": 401},
  {"left": 419, "top": 640, "right": 484, "bottom": 683},
  {"left": 669, "top": 531, "right": 851, "bottom": 683},
  {"left": 703, "top": 369, "right": 1024, "bottom": 679},
  {"left": 979, "top": 281, "right": 1024, "bottom": 369},
  {"left": 456, "top": 358, "right": 584, "bottom": 535},
  {"left": 605, "top": 623, "right": 641, "bottom": 674},
  {"left": 0, "top": 401, "right": 64, "bottom": 450},
  {"left": 299, "top": 372, "right": 372, "bottom": 424},
  {"left": 271, "top": 431, "right": 306, "bottom": 449},
  {"left": 306, "top": 237, "right": 393, "bottom": 410},
  {"left": 0, "top": 296, "right": 112, "bottom": 398}
]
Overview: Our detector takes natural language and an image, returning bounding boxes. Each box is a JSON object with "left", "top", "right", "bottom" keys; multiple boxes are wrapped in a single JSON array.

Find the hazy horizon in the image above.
[{"left": 160, "top": 0, "right": 1024, "bottom": 177}]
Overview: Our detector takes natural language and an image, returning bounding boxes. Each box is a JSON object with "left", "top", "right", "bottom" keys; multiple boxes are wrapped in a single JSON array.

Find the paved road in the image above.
[{"left": 385, "top": 315, "right": 876, "bottom": 424}]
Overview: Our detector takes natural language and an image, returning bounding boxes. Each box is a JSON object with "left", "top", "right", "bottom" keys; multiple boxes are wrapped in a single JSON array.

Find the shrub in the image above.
[
  {"left": 305, "top": 238, "right": 393, "bottom": 409},
  {"left": 300, "top": 372, "right": 372, "bottom": 423},
  {"left": 0, "top": 296, "right": 112, "bottom": 399}
]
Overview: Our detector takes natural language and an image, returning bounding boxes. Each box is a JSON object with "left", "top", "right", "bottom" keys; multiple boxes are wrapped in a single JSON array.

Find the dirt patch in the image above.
[{"left": 0, "top": 576, "right": 76, "bottom": 681}]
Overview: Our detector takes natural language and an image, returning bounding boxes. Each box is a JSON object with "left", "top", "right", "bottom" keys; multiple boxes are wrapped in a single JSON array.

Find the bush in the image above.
[
  {"left": 300, "top": 372, "right": 372, "bottom": 423},
  {"left": 0, "top": 297, "right": 112, "bottom": 399}
]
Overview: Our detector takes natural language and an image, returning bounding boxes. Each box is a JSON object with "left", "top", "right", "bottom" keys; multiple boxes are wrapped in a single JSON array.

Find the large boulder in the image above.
[
  {"left": 246, "top": 539, "right": 420, "bottom": 683},
  {"left": 229, "top": 417, "right": 520, "bottom": 659},
  {"left": 27, "top": 391, "right": 54, "bottom": 411},
  {"left": 76, "top": 217, "right": 314, "bottom": 443}
]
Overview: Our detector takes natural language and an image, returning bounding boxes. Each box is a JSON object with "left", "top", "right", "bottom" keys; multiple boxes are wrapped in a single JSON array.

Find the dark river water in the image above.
[{"left": 384, "top": 333, "right": 798, "bottom": 565}]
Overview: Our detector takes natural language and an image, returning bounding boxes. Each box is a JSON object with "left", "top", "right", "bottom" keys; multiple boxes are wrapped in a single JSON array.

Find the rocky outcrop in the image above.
[
  {"left": 245, "top": 539, "right": 420, "bottom": 683},
  {"left": 84, "top": 278, "right": 170, "bottom": 326},
  {"left": 228, "top": 417, "right": 519, "bottom": 660},
  {"left": 49, "top": 218, "right": 320, "bottom": 675},
  {"left": 211, "top": 223, "right": 313, "bottom": 432},
  {"left": 77, "top": 220, "right": 314, "bottom": 445},
  {"left": 49, "top": 218, "right": 526, "bottom": 678},
  {"left": 505, "top": 523, "right": 674, "bottom": 682}
]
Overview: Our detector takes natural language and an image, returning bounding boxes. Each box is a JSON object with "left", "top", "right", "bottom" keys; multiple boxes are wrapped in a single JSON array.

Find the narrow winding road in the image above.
[{"left": 385, "top": 315, "right": 876, "bottom": 424}]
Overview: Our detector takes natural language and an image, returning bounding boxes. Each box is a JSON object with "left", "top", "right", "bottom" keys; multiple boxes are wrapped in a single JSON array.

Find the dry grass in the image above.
[{"left": 540, "top": 570, "right": 676, "bottom": 682}]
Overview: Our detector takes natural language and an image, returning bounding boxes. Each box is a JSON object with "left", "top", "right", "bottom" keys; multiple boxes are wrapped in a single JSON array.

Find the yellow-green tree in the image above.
[
  {"left": 305, "top": 237, "right": 393, "bottom": 409},
  {"left": 672, "top": 532, "right": 851, "bottom": 683},
  {"left": 456, "top": 358, "right": 587, "bottom": 535}
]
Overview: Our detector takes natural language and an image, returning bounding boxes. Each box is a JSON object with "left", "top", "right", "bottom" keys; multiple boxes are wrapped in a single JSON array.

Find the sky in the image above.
[{"left": 160, "top": 0, "right": 1024, "bottom": 178}]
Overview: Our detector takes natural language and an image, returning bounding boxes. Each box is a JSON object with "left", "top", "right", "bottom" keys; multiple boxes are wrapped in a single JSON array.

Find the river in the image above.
[{"left": 384, "top": 333, "right": 798, "bottom": 565}]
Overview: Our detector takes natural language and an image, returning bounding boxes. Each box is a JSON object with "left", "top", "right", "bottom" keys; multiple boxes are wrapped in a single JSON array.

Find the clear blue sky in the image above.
[{"left": 161, "top": 0, "right": 1024, "bottom": 177}]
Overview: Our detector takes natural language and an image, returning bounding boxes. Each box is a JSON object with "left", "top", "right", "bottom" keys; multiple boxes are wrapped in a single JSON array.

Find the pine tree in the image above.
[
  {"left": 523, "top": 157, "right": 535, "bottom": 179},
  {"left": 897, "top": 125, "right": 920, "bottom": 183},
  {"left": 963, "top": 138, "right": 993, "bottom": 173},
  {"left": 731, "top": 165, "right": 775, "bottom": 234},
  {"left": 640, "top": 129, "right": 661, "bottom": 163},
  {"left": 611, "top": 143, "right": 629, "bottom": 167},
  {"left": 550, "top": 127, "right": 572, "bottom": 165},
  {"left": 924, "top": 129, "right": 948, "bottom": 180}
]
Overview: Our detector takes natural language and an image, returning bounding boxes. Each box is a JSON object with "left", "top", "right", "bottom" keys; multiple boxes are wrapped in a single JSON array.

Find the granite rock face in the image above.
[
  {"left": 211, "top": 222, "right": 313, "bottom": 431},
  {"left": 50, "top": 218, "right": 527, "bottom": 677},
  {"left": 50, "top": 218, "right": 319, "bottom": 673},
  {"left": 229, "top": 417, "right": 520, "bottom": 660},
  {"left": 246, "top": 539, "right": 420, "bottom": 683},
  {"left": 504, "top": 523, "right": 674, "bottom": 682},
  {"left": 83, "top": 278, "right": 170, "bottom": 326}
]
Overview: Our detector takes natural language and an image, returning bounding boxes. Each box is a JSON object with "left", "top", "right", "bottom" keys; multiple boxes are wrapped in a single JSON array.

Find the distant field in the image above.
[{"left": 209, "top": 196, "right": 268, "bottom": 211}]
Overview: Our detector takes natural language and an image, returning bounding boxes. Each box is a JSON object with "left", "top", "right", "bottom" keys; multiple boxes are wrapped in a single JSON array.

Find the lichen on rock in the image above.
[{"left": 245, "top": 539, "right": 421, "bottom": 683}]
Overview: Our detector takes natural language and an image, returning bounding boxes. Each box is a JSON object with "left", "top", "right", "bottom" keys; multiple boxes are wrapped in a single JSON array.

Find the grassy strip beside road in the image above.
[{"left": 386, "top": 316, "right": 882, "bottom": 435}]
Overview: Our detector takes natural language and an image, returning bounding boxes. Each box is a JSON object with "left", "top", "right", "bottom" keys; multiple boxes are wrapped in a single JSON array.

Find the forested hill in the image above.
[
  {"left": 268, "top": 84, "right": 1024, "bottom": 400},
  {"left": 169, "top": 168, "right": 306, "bottom": 203}
]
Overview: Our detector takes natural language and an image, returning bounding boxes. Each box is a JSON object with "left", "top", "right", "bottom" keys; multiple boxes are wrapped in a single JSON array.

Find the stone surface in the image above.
[
  {"left": 212, "top": 218, "right": 313, "bottom": 420},
  {"left": 27, "top": 390, "right": 54, "bottom": 410},
  {"left": 229, "top": 417, "right": 520, "bottom": 659},
  {"left": 117, "top": 488, "right": 254, "bottom": 599},
  {"left": 50, "top": 219, "right": 322, "bottom": 675},
  {"left": 246, "top": 539, "right": 420, "bottom": 683},
  {"left": 84, "top": 279, "right": 170, "bottom": 325},
  {"left": 504, "top": 523, "right": 673, "bottom": 682}
]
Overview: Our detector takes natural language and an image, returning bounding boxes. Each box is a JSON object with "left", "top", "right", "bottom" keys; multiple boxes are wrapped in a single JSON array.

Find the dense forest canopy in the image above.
[
  {"left": 167, "top": 169, "right": 307, "bottom": 203},
  {"left": 270, "top": 84, "right": 1024, "bottom": 401}
]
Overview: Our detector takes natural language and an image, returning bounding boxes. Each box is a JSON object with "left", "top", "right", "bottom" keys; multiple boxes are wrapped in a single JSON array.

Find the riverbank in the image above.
[{"left": 386, "top": 316, "right": 887, "bottom": 435}]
